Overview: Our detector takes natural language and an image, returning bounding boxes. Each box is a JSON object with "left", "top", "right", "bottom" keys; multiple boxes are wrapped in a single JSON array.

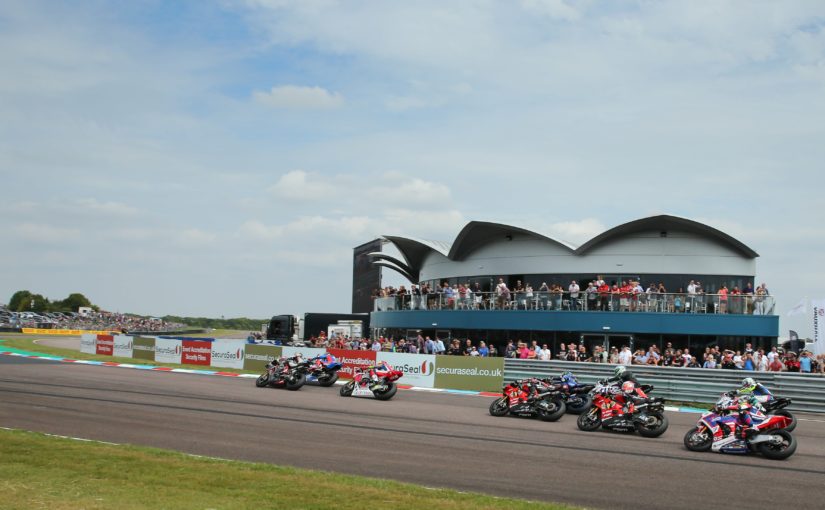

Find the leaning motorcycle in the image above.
[
  {"left": 305, "top": 354, "right": 343, "bottom": 387},
  {"left": 489, "top": 379, "right": 567, "bottom": 421},
  {"left": 576, "top": 381, "right": 668, "bottom": 437},
  {"left": 545, "top": 373, "right": 594, "bottom": 414},
  {"left": 683, "top": 393, "right": 796, "bottom": 460},
  {"left": 255, "top": 356, "right": 308, "bottom": 391},
  {"left": 339, "top": 364, "right": 403, "bottom": 400}
]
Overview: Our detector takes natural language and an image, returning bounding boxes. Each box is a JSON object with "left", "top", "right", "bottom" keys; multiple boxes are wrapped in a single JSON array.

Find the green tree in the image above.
[
  {"left": 9, "top": 290, "right": 32, "bottom": 312},
  {"left": 59, "top": 293, "right": 93, "bottom": 312}
]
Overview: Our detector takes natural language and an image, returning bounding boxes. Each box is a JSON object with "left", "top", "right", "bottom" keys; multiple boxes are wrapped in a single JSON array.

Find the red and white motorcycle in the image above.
[{"left": 339, "top": 362, "right": 403, "bottom": 401}]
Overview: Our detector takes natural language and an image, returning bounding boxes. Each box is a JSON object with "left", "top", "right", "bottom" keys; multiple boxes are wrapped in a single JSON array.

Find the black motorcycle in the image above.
[
  {"left": 255, "top": 357, "right": 309, "bottom": 390},
  {"left": 489, "top": 380, "right": 567, "bottom": 422}
]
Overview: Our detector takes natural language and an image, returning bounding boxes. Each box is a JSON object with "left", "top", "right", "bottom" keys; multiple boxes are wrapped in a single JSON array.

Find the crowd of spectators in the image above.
[
  {"left": 0, "top": 307, "right": 184, "bottom": 333},
  {"left": 373, "top": 279, "right": 774, "bottom": 315}
]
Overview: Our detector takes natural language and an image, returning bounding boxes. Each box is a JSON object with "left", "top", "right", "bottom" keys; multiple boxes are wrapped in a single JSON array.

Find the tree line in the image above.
[{"left": 7, "top": 290, "right": 96, "bottom": 313}]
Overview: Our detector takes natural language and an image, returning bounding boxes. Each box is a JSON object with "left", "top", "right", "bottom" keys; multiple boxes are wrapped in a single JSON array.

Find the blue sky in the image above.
[{"left": 1, "top": 0, "right": 824, "bottom": 336}]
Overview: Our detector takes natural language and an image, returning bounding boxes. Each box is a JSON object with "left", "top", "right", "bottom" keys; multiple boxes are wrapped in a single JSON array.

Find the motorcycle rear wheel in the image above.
[
  {"left": 284, "top": 372, "right": 306, "bottom": 391},
  {"left": 255, "top": 373, "right": 270, "bottom": 388},
  {"left": 373, "top": 382, "right": 397, "bottom": 401},
  {"left": 537, "top": 399, "right": 566, "bottom": 422},
  {"left": 683, "top": 426, "right": 712, "bottom": 451},
  {"left": 489, "top": 397, "right": 509, "bottom": 417},
  {"left": 577, "top": 409, "right": 601, "bottom": 431},
  {"left": 773, "top": 410, "right": 796, "bottom": 433},
  {"left": 566, "top": 394, "right": 593, "bottom": 414},
  {"left": 636, "top": 412, "right": 668, "bottom": 438},
  {"left": 339, "top": 381, "right": 355, "bottom": 397},
  {"left": 757, "top": 429, "right": 797, "bottom": 460},
  {"left": 318, "top": 372, "right": 339, "bottom": 387}
]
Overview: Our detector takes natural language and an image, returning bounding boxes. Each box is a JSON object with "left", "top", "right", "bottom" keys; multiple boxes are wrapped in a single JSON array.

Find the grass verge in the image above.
[{"left": 0, "top": 428, "right": 578, "bottom": 510}]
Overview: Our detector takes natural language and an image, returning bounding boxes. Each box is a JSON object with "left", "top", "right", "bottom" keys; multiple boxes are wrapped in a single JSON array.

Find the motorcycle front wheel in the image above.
[
  {"left": 373, "top": 382, "right": 398, "bottom": 401},
  {"left": 318, "top": 372, "right": 339, "bottom": 387},
  {"left": 537, "top": 399, "right": 566, "bottom": 422},
  {"left": 757, "top": 429, "right": 797, "bottom": 460},
  {"left": 683, "top": 425, "right": 712, "bottom": 451},
  {"left": 255, "top": 373, "right": 270, "bottom": 388},
  {"left": 636, "top": 412, "right": 668, "bottom": 438},
  {"left": 566, "top": 394, "right": 593, "bottom": 414},
  {"left": 284, "top": 372, "right": 306, "bottom": 391},
  {"left": 577, "top": 409, "right": 601, "bottom": 431},
  {"left": 339, "top": 381, "right": 355, "bottom": 397},
  {"left": 772, "top": 410, "right": 796, "bottom": 433},
  {"left": 489, "top": 397, "right": 509, "bottom": 417}
]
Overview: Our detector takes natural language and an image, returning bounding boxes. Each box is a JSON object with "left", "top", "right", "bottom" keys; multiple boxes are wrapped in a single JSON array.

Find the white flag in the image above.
[{"left": 786, "top": 299, "right": 807, "bottom": 316}]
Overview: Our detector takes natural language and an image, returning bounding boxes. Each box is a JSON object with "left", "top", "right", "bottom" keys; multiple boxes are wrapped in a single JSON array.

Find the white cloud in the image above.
[
  {"left": 546, "top": 218, "right": 606, "bottom": 245},
  {"left": 520, "top": 0, "right": 582, "bottom": 21},
  {"left": 13, "top": 222, "right": 81, "bottom": 243},
  {"left": 267, "top": 169, "right": 337, "bottom": 201},
  {"left": 253, "top": 85, "right": 343, "bottom": 109}
]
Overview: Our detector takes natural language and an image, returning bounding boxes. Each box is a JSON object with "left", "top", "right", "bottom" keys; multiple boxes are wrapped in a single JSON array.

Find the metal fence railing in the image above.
[
  {"left": 504, "top": 359, "right": 825, "bottom": 413},
  {"left": 374, "top": 291, "right": 776, "bottom": 316}
]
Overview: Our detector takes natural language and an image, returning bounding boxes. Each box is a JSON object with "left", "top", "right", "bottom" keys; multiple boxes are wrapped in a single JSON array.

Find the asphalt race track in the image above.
[{"left": 2, "top": 355, "right": 824, "bottom": 510}]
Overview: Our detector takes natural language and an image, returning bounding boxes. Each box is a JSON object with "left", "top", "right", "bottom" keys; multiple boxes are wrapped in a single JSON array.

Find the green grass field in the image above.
[{"left": 0, "top": 429, "right": 579, "bottom": 510}]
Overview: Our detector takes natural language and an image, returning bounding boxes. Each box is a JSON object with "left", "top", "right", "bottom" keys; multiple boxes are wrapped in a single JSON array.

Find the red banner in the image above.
[
  {"left": 327, "top": 348, "right": 376, "bottom": 379},
  {"left": 182, "top": 340, "right": 212, "bottom": 366},
  {"left": 96, "top": 334, "right": 114, "bottom": 356}
]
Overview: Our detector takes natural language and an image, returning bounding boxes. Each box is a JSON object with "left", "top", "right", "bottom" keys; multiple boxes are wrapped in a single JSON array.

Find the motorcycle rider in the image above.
[
  {"left": 736, "top": 377, "right": 773, "bottom": 404},
  {"left": 366, "top": 361, "right": 393, "bottom": 390},
  {"left": 605, "top": 365, "right": 639, "bottom": 386},
  {"left": 720, "top": 393, "right": 760, "bottom": 438}
]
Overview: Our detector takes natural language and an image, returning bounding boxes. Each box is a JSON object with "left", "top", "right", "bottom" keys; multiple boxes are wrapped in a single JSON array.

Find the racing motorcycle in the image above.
[
  {"left": 255, "top": 356, "right": 309, "bottom": 390},
  {"left": 545, "top": 373, "right": 595, "bottom": 414},
  {"left": 488, "top": 379, "right": 567, "bottom": 421},
  {"left": 576, "top": 381, "right": 668, "bottom": 437},
  {"left": 305, "top": 353, "right": 342, "bottom": 387},
  {"left": 683, "top": 393, "right": 796, "bottom": 460},
  {"left": 339, "top": 363, "right": 403, "bottom": 400}
]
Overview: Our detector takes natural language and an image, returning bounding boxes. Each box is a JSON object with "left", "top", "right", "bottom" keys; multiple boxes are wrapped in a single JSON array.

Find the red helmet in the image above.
[{"left": 621, "top": 381, "right": 635, "bottom": 393}]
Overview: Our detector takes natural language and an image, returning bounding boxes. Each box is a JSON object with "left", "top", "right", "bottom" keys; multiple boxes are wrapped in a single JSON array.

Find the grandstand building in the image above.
[{"left": 354, "top": 215, "right": 779, "bottom": 353}]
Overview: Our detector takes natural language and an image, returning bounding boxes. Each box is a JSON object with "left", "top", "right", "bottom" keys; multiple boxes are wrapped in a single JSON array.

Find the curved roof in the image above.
[
  {"left": 575, "top": 215, "right": 758, "bottom": 258},
  {"left": 376, "top": 215, "right": 758, "bottom": 281},
  {"left": 448, "top": 221, "right": 576, "bottom": 260}
]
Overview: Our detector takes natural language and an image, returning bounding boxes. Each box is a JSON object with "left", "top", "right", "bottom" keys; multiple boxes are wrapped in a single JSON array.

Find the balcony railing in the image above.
[{"left": 373, "top": 291, "right": 775, "bottom": 316}]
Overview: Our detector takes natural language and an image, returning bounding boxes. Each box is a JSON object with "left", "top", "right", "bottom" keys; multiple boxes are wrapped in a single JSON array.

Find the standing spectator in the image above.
[
  {"left": 478, "top": 341, "right": 489, "bottom": 357},
  {"left": 743, "top": 352, "right": 755, "bottom": 371},
  {"left": 557, "top": 343, "right": 567, "bottom": 360},
  {"left": 608, "top": 346, "right": 619, "bottom": 364},
  {"left": 495, "top": 278, "right": 510, "bottom": 309},
  {"left": 702, "top": 354, "right": 717, "bottom": 369},
  {"left": 800, "top": 351, "right": 813, "bottom": 373},
  {"left": 504, "top": 339, "right": 516, "bottom": 359},
  {"left": 568, "top": 280, "right": 580, "bottom": 310},
  {"left": 488, "top": 343, "right": 498, "bottom": 357},
  {"left": 462, "top": 339, "right": 474, "bottom": 356},
  {"left": 754, "top": 284, "right": 768, "bottom": 315},
  {"left": 767, "top": 346, "right": 779, "bottom": 364},
  {"left": 743, "top": 282, "right": 754, "bottom": 314},
  {"left": 756, "top": 350, "right": 769, "bottom": 372},
  {"left": 687, "top": 356, "right": 701, "bottom": 368},
  {"left": 424, "top": 336, "right": 435, "bottom": 355},
  {"left": 769, "top": 354, "right": 784, "bottom": 372},
  {"left": 718, "top": 284, "right": 729, "bottom": 313},
  {"left": 518, "top": 342, "right": 531, "bottom": 359},
  {"left": 618, "top": 345, "right": 632, "bottom": 365},
  {"left": 538, "top": 282, "right": 550, "bottom": 310},
  {"left": 784, "top": 352, "right": 801, "bottom": 372},
  {"left": 434, "top": 336, "right": 446, "bottom": 355},
  {"left": 540, "top": 344, "right": 552, "bottom": 361},
  {"left": 371, "top": 338, "right": 382, "bottom": 351},
  {"left": 447, "top": 340, "right": 461, "bottom": 356}
]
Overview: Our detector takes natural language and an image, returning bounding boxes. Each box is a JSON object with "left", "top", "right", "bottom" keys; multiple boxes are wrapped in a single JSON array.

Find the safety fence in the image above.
[
  {"left": 80, "top": 334, "right": 505, "bottom": 393},
  {"left": 504, "top": 359, "right": 825, "bottom": 413}
]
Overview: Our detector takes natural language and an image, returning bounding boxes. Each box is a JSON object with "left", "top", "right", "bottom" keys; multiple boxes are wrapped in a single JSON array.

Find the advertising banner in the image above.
[
  {"left": 155, "top": 337, "right": 182, "bottom": 364},
  {"left": 182, "top": 340, "right": 212, "bottom": 366},
  {"left": 80, "top": 334, "right": 97, "bottom": 354},
  {"left": 433, "top": 357, "right": 504, "bottom": 392},
  {"left": 376, "top": 352, "right": 435, "bottom": 388},
  {"left": 210, "top": 339, "right": 245, "bottom": 370},
  {"left": 812, "top": 300, "right": 825, "bottom": 356},
  {"left": 327, "top": 348, "right": 376, "bottom": 379},
  {"left": 281, "top": 346, "right": 326, "bottom": 359},
  {"left": 132, "top": 336, "right": 156, "bottom": 361},
  {"left": 243, "top": 344, "right": 282, "bottom": 372},
  {"left": 95, "top": 334, "right": 114, "bottom": 356},
  {"left": 112, "top": 335, "right": 134, "bottom": 358}
]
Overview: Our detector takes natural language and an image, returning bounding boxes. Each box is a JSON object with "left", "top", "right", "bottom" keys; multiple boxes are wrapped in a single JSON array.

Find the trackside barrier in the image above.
[
  {"left": 503, "top": 359, "right": 825, "bottom": 413},
  {"left": 77, "top": 335, "right": 504, "bottom": 393}
]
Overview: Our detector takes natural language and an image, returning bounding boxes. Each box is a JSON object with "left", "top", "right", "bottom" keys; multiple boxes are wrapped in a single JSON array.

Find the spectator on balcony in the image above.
[
  {"left": 597, "top": 280, "right": 610, "bottom": 311},
  {"left": 632, "top": 281, "right": 644, "bottom": 312},
  {"left": 495, "top": 278, "right": 510, "bottom": 309},
  {"left": 686, "top": 280, "right": 697, "bottom": 312},
  {"left": 410, "top": 284, "right": 422, "bottom": 310},
  {"left": 568, "top": 280, "right": 580, "bottom": 310},
  {"left": 754, "top": 284, "right": 769, "bottom": 315},
  {"left": 730, "top": 286, "right": 743, "bottom": 314},
  {"left": 743, "top": 282, "right": 755, "bottom": 314},
  {"left": 457, "top": 283, "right": 468, "bottom": 309},
  {"left": 718, "top": 285, "right": 729, "bottom": 313},
  {"left": 538, "top": 282, "right": 550, "bottom": 310},
  {"left": 585, "top": 281, "right": 598, "bottom": 310}
]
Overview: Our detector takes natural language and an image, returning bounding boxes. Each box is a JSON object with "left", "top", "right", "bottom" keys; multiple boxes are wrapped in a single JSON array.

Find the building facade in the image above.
[{"left": 359, "top": 215, "right": 779, "bottom": 354}]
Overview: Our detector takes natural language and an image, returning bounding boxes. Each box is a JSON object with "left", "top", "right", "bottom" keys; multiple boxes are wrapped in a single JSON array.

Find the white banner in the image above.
[
  {"left": 112, "top": 335, "right": 134, "bottom": 358},
  {"left": 281, "top": 346, "right": 326, "bottom": 359},
  {"left": 80, "top": 334, "right": 97, "bottom": 354},
  {"left": 154, "top": 337, "right": 182, "bottom": 364},
  {"left": 376, "top": 352, "right": 436, "bottom": 388},
  {"left": 211, "top": 339, "right": 246, "bottom": 370},
  {"left": 812, "top": 300, "right": 825, "bottom": 356}
]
